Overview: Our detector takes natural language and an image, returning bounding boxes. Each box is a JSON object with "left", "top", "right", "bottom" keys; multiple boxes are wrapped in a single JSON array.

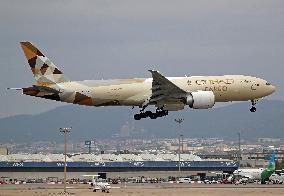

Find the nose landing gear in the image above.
[
  {"left": 250, "top": 106, "right": 256, "bottom": 112},
  {"left": 250, "top": 99, "right": 258, "bottom": 112}
]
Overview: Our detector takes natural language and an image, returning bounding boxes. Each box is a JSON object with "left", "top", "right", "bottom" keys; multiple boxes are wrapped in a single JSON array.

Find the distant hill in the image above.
[{"left": 0, "top": 100, "right": 283, "bottom": 142}]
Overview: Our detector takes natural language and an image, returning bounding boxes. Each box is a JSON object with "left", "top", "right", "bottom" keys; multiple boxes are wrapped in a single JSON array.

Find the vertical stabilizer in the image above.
[
  {"left": 260, "top": 151, "right": 276, "bottom": 180},
  {"left": 20, "top": 41, "right": 70, "bottom": 86},
  {"left": 267, "top": 151, "right": 276, "bottom": 171}
]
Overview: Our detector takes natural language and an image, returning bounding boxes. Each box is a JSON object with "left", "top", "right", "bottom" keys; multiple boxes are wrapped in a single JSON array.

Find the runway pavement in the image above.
[{"left": 0, "top": 183, "right": 284, "bottom": 196}]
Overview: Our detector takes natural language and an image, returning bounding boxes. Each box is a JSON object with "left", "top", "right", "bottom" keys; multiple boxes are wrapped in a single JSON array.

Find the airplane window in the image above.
[{"left": 257, "top": 84, "right": 259, "bottom": 86}]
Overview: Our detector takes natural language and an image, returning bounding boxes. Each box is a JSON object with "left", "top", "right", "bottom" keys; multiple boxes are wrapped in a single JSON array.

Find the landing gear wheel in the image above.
[
  {"left": 149, "top": 113, "right": 158, "bottom": 119},
  {"left": 250, "top": 99, "right": 258, "bottom": 112},
  {"left": 140, "top": 113, "right": 147, "bottom": 118},
  {"left": 145, "top": 111, "right": 152, "bottom": 116},
  {"left": 134, "top": 114, "right": 141, "bottom": 120},
  {"left": 250, "top": 106, "right": 256, "bottom": 112},
  {"left": 156, "top": 112, "right": 163, "bottom": 117},
  {"left": 134, "top": 111, "right": 153, "bottom": 120},
  {"left": 134, "top": 110, "right": 168, "bottom": 120}
]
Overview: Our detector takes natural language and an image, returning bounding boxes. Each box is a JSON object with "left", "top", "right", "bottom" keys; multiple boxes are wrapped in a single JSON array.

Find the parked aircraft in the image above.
[
  {"left": 233, "top": 152, "right": 276, "bottom": 183},
  {"left": 11, "top": 42, "right": 275, "bottom": 120}
]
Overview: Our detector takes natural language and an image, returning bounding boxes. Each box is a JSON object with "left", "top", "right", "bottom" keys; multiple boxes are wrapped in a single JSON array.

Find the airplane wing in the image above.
[{"left": 148, "top": 70, "right": 187, "bottom": 104}]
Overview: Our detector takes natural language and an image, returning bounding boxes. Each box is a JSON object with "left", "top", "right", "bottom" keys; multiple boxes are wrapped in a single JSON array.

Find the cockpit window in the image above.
[{"left": 266, "top": 82, "right": 271, "bottom": 85}]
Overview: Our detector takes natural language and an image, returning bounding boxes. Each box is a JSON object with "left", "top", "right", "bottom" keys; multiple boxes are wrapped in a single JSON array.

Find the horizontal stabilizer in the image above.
[
  {"left": 7, "top": 87, "right": 23, "bottom": 90},
  {"left": 32, "top": 85, "right": 60, "bottom": 94}
]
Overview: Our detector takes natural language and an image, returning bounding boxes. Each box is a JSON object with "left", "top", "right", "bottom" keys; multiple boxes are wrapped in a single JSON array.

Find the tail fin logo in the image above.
[
  {"left": 20, "top": 42, "right": 70, "bottom": 86},
  {"left": 268, "top": 151, "right": 276, "bottom": 170}
]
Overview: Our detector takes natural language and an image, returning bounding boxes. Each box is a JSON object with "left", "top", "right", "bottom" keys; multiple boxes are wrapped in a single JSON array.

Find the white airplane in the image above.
[
  {"left": 269, "top": 173, "right": 284, "bottom": 184},
  {"left": 233, "top": 152, "right": 275, "bottom": 183},
  {"left": 15, "top": 42, "right": 276, "bottom": 120},
  {"left": 82, "top": 175, "right": 112, "bottom": 193}
]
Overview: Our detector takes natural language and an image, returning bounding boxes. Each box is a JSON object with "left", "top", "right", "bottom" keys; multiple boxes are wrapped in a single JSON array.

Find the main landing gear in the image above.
[
  {"left": 250, "top": 99, "right": 258, "bottom": 112},
  {"left": 134, "top": 109, "right": 168, "bottom": 120}
]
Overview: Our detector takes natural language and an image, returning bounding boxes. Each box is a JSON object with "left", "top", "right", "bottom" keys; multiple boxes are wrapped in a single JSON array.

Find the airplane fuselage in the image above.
[
  {"left": 235, "top": 168, "right": 264, "bottom": 180},
  {"left": 33, "top": 75, "right": 275, "bottom": 108},
  {"left": 18, "top": 42, "right": 276, "bottom": 118}
]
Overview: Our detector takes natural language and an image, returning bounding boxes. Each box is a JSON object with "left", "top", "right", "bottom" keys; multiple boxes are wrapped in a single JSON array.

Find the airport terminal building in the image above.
[{"left": 0, "top": 153, "right": 238, "bottom": 179}]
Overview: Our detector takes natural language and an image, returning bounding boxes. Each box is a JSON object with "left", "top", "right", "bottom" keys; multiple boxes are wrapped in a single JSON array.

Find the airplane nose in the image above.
[
  {"left": 265, "top": 81, "right": 276, "bottom": 95},
  {"left": 270, "top": 85, "right": 276, "bottom": 94}
]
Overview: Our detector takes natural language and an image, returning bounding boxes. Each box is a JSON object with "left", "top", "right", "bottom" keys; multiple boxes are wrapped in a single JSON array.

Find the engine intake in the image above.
[{"left": 186, "top": 91, "right": 215, "bottom": 109}]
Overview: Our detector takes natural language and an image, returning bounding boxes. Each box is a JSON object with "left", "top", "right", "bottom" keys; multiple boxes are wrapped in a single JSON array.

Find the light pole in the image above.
[
  {"left": 238, "top": 132, "right": 241, "bottom": 161},
  {"left": 181, "top": 134, "right": 184, "bottom": 153},
  {"left": 59, "top": 127, "right": 72, "bottom": 194},
  {"left": 174, "top": 118, "right": 184, "bottom": 180}
]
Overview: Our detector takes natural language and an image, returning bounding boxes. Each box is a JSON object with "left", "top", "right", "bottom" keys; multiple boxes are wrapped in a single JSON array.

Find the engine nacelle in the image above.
[{"left": 186, "top": 91, "right": 215, "bottom": 109}]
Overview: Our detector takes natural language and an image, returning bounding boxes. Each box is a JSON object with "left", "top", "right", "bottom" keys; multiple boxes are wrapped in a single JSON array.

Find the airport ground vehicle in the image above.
[
  {"left": 178, "top": 178, "right": 192, "bottom": 183},
  {"left": 82, "top": 175, "right": 112, "bottom": 193}
]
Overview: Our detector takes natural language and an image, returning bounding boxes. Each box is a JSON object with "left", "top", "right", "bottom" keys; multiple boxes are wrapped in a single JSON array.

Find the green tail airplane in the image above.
[{"left": 234, "top": 151, "right": 276, "bottom": 183}]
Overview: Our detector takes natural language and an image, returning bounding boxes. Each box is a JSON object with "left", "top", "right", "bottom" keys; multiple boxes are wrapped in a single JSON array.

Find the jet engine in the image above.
[{"left": 186, "top": 91, "right": 215, "bottom": 109}]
